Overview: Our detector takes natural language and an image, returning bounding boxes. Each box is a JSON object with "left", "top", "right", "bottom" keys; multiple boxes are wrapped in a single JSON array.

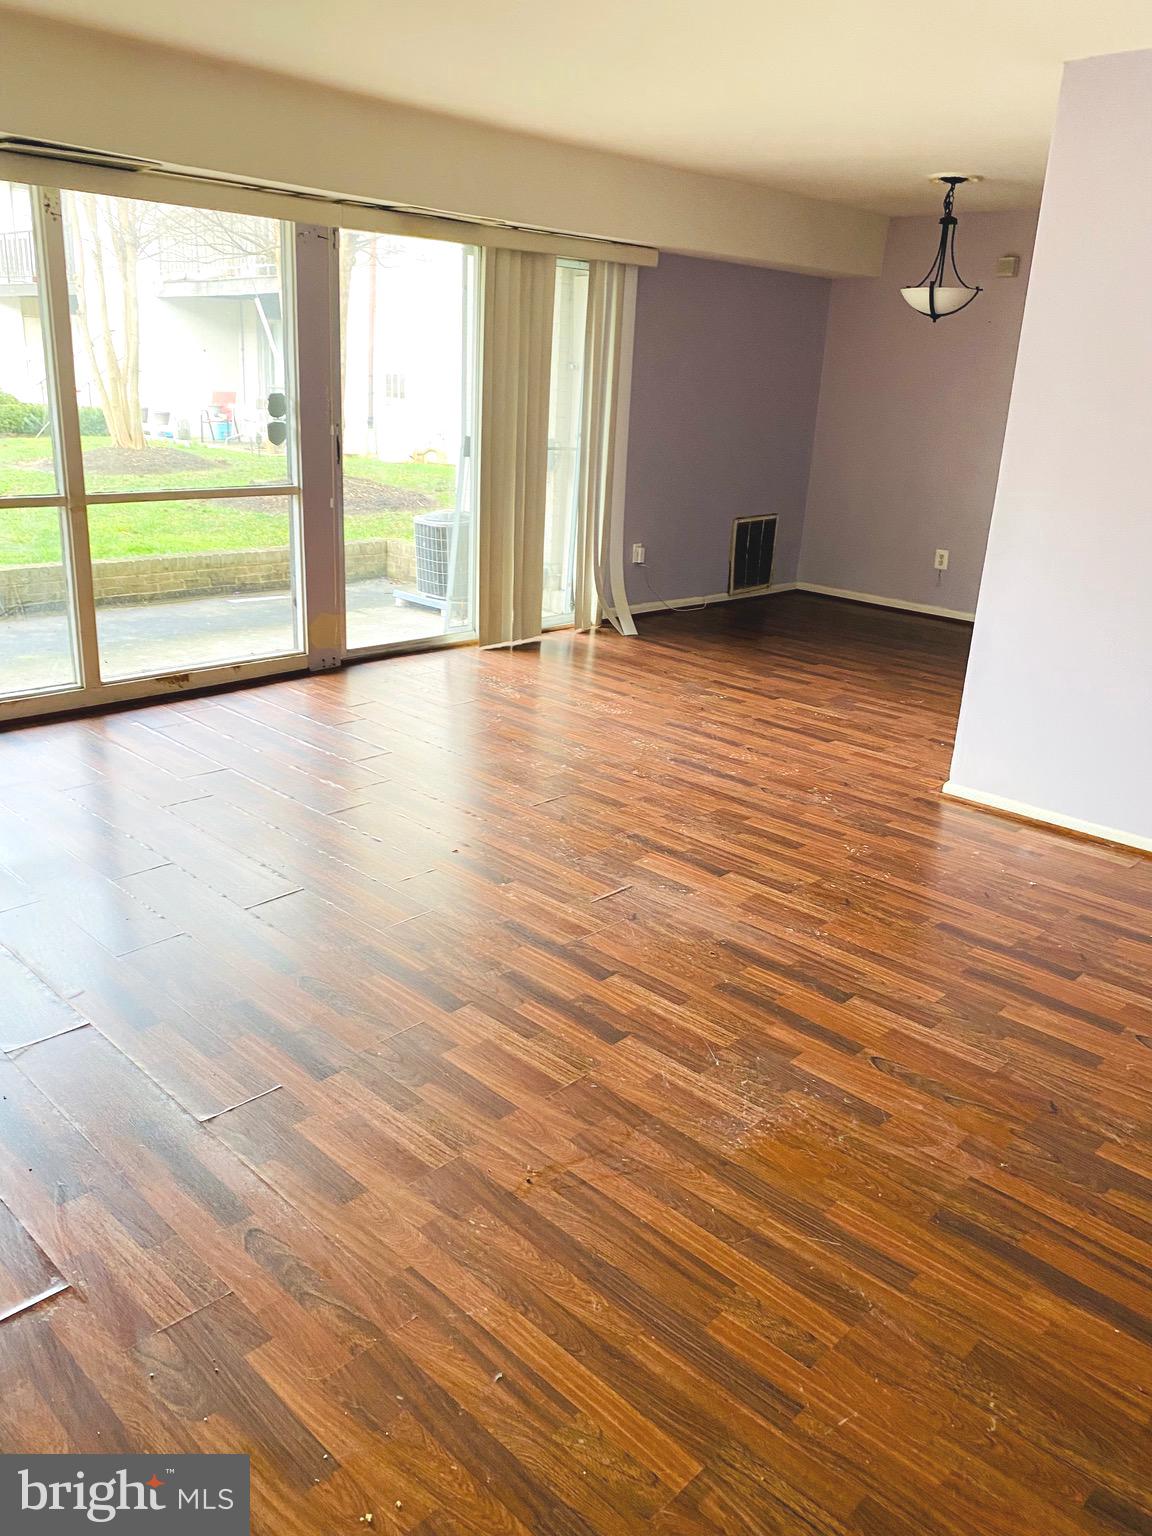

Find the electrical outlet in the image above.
[
  {"left": 934, "top": 549, "right": 949, "bottom": 571},
  {"left": 631, "top": 543, "right": 646, "bottom": 564}
]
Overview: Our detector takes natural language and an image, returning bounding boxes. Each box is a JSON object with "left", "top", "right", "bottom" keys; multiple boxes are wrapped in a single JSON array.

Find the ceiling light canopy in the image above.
[{"left": 901, "top": 175, "right": 982, "bottom": 321}]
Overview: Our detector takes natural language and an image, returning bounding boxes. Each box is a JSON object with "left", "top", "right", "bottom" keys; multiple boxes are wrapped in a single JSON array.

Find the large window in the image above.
[
  {"left": 0, "top": 170, "right": 632, "bottom": 723},
  {"left": 0, "top": 180, "right": 78, "bottom": 698},
  {"left": 339, "top": 231, "right": 479, "bottom": 651},
  {"left": 62, "top": 193, "right": 301, "bottom": 682}
]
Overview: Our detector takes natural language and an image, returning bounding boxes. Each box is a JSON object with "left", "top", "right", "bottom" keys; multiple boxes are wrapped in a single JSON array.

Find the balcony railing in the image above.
[
  {"left": 158, "top": 230, "right": 279, "bottom": 285},
  {"left": 0, "top": 229, "right": 35, "bottom": 286},
  {"left": 0, "top": 226, "right": 278, "bottom": 289}
]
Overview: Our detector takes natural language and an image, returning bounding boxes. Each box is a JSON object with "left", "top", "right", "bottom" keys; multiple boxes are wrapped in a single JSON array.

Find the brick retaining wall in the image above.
[{"left": 0, "top": 537, "right": 416, "bottom": 611}]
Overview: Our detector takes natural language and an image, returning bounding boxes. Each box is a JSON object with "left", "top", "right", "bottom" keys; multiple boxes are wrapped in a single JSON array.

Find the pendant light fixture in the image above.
[{"left": 901, "top": 175, "right": 982, "bottom": 321}]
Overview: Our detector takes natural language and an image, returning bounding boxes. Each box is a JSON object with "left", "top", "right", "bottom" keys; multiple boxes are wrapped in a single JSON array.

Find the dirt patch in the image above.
[
  {"left": 25, "top": 444, "right": 235, "bottom": 476},
  {"left": 209, "top": 496, "right": 294, "bottom": 514},
  {"left": 341, "top": 477, "right": 438, "bottom": 515},
  {"left": 18, "top": 444, "right": 441, "bottom": 517},
  {"left": 216, "top": 477, "right": 439, "bottom": 517}
]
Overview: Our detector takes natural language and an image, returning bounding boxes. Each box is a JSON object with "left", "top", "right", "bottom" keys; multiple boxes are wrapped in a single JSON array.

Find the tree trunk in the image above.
[
  {"left": 70, "top": 193, "right": 145, "bottom": 451},
  {"left": 110, "top": 202, "right": 145, "bottom": 449}
]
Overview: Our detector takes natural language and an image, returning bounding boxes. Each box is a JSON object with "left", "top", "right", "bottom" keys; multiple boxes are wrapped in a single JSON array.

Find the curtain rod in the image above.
[{"left": 0, "top": 136, "right": 660, "bottom": 264}]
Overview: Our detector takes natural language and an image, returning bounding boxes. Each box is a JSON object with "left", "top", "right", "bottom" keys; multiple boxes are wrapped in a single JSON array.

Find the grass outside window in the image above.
[{"left": 0, "top": 437, "right": 455, "bottom": 564}]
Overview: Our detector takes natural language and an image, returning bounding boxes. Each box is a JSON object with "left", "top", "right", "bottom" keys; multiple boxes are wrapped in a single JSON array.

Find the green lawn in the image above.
[{"left": 0, "top": 436, "right": 456, "bottom": 565}]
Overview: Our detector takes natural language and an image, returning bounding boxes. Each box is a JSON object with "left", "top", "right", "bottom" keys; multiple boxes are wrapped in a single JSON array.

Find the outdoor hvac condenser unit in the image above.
[
  {"left": 414, "top": 509, "right": 455, "bottom": 600},
  {"left": 396, "top": 509, "right": 471, "bottom": 614}
]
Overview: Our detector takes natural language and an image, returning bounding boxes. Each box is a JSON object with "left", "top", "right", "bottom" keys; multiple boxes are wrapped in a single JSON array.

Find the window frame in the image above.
[{"left": 1, "top": 185, "right": 310, "bottom": 719}]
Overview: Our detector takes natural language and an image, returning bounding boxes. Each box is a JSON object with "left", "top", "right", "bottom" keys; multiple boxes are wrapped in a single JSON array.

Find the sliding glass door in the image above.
[
  {"left": 0, "top": 181, "right": 303, "bottom": 709},
  {"left": 339, "top": 230, "right": 479, "bottom": 651},
  {"left": 0, "top": 167, "right": 620, "bottom": 723},
  {"left": 61, "top": 192, "right": 302, "bottom": 682},
  {"left": 0, "top": 180, "right": 80, "bottom": 700}
]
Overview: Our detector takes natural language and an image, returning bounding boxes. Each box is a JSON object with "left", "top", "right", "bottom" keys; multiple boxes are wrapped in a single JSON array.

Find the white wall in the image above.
[
  {"left": 947, "top": 48, "right": 1152, "bottom": 851},
  {"left": 0, "top": 299, "right": 40, "bottom": 401},
  {"left": 0, "top": 182, "right": 46, "bottom": 404},
  {"left": 142, "top": 297, "right": 251, "bottom": 435},
  {"left": 341, "top": 236, "right": 465, "bottom": 462},
  {"left": 0, "top": 9, "right": 887, "bottom": 279}
]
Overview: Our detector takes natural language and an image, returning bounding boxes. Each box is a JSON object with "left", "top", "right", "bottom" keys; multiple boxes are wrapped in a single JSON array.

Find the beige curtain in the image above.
[
  {"left": 477, "top": 248, "right": 556, "bottom": 647},
  {"left": 574, "top": 262, "right": 633, "bottom": 634}
]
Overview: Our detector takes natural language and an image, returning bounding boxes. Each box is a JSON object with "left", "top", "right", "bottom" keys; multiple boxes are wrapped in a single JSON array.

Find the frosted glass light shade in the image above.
[{"left": 900, "top": 285, "right": 973, "bottom": 317}]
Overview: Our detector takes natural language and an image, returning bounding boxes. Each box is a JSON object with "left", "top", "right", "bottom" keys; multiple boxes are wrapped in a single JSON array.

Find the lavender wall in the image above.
[
  {"left": 948, "top": 50, "right": 1152, "bottom": 848},
  {"left": 799, "top": 210, "right": 1037, "bottom": 615},
  {"left": 623, "top": 253, "right": 830, "bottom": 605}
]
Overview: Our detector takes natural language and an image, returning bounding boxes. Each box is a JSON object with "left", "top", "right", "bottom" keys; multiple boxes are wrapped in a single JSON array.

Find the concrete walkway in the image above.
[{"left": 0, "top": 577, "right": 446, "bottom": 696}]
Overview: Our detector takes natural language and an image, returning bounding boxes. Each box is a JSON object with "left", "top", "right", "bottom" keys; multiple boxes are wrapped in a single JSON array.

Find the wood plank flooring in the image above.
[{"left": 1, "top": 592, "right": 1151, "bottom": 1534}]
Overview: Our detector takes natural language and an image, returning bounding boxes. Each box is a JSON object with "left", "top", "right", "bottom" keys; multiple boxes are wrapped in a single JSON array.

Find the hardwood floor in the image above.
[{"left": 1, "top": 591, "right": 1150, "bottom": 1534}]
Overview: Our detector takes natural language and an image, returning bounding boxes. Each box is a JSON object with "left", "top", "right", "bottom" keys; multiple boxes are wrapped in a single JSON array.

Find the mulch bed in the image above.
[
  {"left": 26, "top": 444, "right": 234, "bottom": 476},
  {"left": 341, "top": 478, "right": 437, "bottom": 516},
  {"left": 22, "top": 444, "right": 438, "bottom": 517},
  {"left": 230, "top": 479, "right": 437, "bottom": 516}
]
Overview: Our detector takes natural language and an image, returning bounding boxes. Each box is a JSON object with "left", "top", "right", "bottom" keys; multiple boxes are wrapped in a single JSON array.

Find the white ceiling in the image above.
[{"left": 8, "top": 0, "right": 1152, "bottom": 214}]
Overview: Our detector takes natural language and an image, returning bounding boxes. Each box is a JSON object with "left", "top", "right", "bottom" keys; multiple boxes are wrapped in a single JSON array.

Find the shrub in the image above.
[
  {"left": 78, "top": 406, "right": 108, "bottom": 435},
  {"left": 0, "top": 393, "right": 107, "bottom": 437},
  {"left": 0, "top": 391, "right": 46, "bottom": 435}
]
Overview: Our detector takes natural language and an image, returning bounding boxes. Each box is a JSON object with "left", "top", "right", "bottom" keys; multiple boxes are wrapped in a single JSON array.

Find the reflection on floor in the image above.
[
  {"left": 0, "top": 577, "right": 445, "bottom": 693},
  {"left": 0, "top": 594, "right": 1149, "bottom": 1535}
]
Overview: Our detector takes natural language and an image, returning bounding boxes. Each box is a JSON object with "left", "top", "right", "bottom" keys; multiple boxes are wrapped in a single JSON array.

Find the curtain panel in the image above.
[
  {"left": 574, "top": 261, "right": 622, "bottom": 632},
  {"left": 477, "top": 248, "right": 556, "bottom": 648},
  {"left": 470, "top": 250, "right": 641, "bottom": 647}
]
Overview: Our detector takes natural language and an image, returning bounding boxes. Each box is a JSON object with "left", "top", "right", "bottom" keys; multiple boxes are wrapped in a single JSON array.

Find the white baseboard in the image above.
[
  {"left": 796, "top": 584, "right": 975, "bottom": 622},
  {"left": 628, "top": 582, "right": 973, "bottom": 622},
  {"left": 942, "top": 781, "right": 1152, "bottom": 855},
  {"left": 629, "top": 582, "right": 798, "bottom": 615}
]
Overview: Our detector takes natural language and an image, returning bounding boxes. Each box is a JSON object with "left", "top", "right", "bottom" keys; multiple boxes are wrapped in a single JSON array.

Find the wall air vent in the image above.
[
  {"left": 0, "top": 137, "right": 162, "bottom": 174},
  {"left": 729, "top": 515, "right": 777, "bottom": 595}
]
